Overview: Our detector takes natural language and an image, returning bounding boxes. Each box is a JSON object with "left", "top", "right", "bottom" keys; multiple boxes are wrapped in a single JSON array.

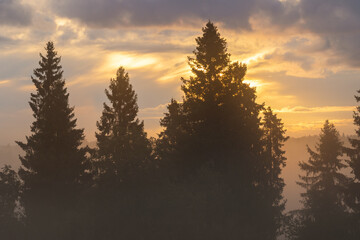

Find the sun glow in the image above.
[
  {"left": 243, "top": 79, "right": 263, "bottom": 89},
  {"left": 0, "top": 80, "right": 9, "bottom": 85},
  {"left": 55, "top": 17, "right": 70, "bottom": 27},
  {"left": 106, "top": 53, "right": 158, "bottom": 70},
  {"left": 242, "top": 51, "right": 268, "bottom": 65}
]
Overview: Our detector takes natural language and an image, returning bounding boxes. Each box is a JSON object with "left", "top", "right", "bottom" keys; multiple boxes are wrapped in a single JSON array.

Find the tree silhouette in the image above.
[
  {"left": 0, "top": 165, "right": 23, "bottom": 238},
  {"left": 95, "top": 67, "right": 151, "bottom": 184},
  {"left": 16, "top": 42, "right": 89, "bottom": 239},
  {"left": 158, "top": 22, "right": 263, "bottom": 175},
  {"left": 91, "top": 67, "right": 152, "bottom": 238},
  {"left": 10, "top": 24, "right": 292, "bottom": 239},
  {"left": 260, "top": 107, "right": 289, "bottom": 238},
  {"left": 156, "top": 21, "right": 285, "bottom": 239},
  {"left": 344, "top": 89, "right": 360, "bottom": 238},
  {"left": 184, "top": 21, "right": 230, "bottom": 102},
  {"left": 287, "top": 120, "right": 349, "bottom": 240}
]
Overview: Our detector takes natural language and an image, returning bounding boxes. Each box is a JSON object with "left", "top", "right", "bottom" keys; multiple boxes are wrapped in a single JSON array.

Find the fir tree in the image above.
[
  {"left": 156, "top": 99, "right": 187, "bottom": 177},
  {"left": 91, "top": 67, "right": 152, "bottom": 238},
  {"left": 183, "top": 21, "right": 230, "bottom": 102},
  {"left": 158, "top": 21, "right": 263, "bottom": 175},
  {"left": 95, "top": 67, "right": 151, "bottom": 184},
  {"left": 288, "top": 120, "right": 349, "bottom": 240},
  {"left": 348, "top": 91, "right": 360, "bottom": 181},
  {"left": 16, "top": 42, "right": 88, "bottom": 238},
  {"left": 156, "top": 21, "right": 282, "bottom": 239},
  {"left": 261, "top": 107, "right": 288, "bottom": 238},
  {"left": 344, "top": 89, "right": 360, "bottom": 237}
]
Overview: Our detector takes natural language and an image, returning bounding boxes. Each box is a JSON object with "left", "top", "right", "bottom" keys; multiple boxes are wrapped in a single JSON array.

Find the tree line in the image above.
[{"left": 0, "top": 21, "right": 359, "bottom": 240}]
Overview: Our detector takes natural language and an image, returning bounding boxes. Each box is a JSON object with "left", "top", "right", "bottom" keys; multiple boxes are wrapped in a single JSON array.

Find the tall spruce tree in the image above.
[
  {"left": 92, "top": 67, "right": 152, "bottom": 238},
  {"left": 288, "top": 120, "right": 349, "bottom": 240},
  {"left": 95, "top": 67, "right": 151, "bottom": 184},
  {"left": 156, "top": 22, "right": 283, "bottom": 239},
  {"left": 344, "top": 90, "right": 360, "bottom": 237},
  {"left": 261, "top": 107, "right": 288, "bottom": 238},
  {"left": 16, "top": 42, "right": 88, "bottom": 238},
  {"left": 158, "top": 21, "right": 263, "bottom": 175}
]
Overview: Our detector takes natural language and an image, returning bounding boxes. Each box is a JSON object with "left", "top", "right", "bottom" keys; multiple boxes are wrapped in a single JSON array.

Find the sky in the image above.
[{"left": 0, "top": 0, "right": 359, "bottom": 145}]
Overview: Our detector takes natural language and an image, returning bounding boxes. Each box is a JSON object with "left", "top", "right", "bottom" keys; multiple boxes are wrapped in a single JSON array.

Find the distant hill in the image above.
[{"left": 0, "top": 135, "right": 355, "bottom": 213}]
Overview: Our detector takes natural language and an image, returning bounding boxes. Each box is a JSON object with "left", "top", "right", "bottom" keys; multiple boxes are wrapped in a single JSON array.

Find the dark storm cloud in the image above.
[
  {"left": 300, "top": 0, "right": 360, "bottom": 34},
  {"left": 48, "top": 0, "right": 360, "bottom": 68},
  {"left": 82, "top": 28, "right": 195, "bottom": 53},
  {"left": 0, "top": 0, "right": 32, "bottom": 26},
  {"left": 297, "top": 0, "right": 360, "bottom": 68},
  {"left": 294, "top": 0, "right": 360, "bottom": 68},
  {"left": 50, "top": 0, "right": 299, "bottom": 30},
  {"left": 324, "top": 33, "right": 360, "bottom": 68},
  {"left": 254, "top": 0, "right": 300, "bottom": 28}
]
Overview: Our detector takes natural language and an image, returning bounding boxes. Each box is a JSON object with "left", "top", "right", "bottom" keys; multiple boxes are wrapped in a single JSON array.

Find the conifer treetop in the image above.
[
  {"left": 95, "top": 67, "right": 150, "bottom": 183},
  {"left": 189, "top": 21, "right": 230, "bottom": 77},
  {"left": 17, "top": 41, "right": 86, "bottom": 184}
]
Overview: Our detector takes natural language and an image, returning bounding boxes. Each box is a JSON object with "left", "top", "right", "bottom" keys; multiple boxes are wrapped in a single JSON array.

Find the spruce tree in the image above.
[
  {"left": 261, "top": 107, "right": 288, "bottom": 238},
  {"left": 158, "top": 21, "right": 263, "bottom": 175},
  {"left": 16, "top": 42, "right": 88, "bottom": 238},
  {"left": 344, "top": 89, "right": 360, "bottom": 237},
  {"left": 289, "top": 120, "right": 349, "bottom": 240},
  {"left": 92, "top": 67, "right": 152, "bottom": 238},
  {"left": 183, "top": 21, "right": 230, "bottom": 102},
  {"left": 95, "top": 67, "right": 151, "bottom": 184},
  {"left": 156, "top": 22, "right": 282, "bottom": 239},
  {"left": 347, "top": 90, "right": 360, "bottom": 181}
]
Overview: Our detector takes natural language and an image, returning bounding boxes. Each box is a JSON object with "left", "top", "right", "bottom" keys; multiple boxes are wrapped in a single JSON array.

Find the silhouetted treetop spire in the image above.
[
  {"left": 289, "top": 120, "right": 349, "bottom": 240},
  {"left": 343, "top": 90, "right": 360, "bottom": 235},
  {"left": 346, "top": 90, "right": 360, "bottom": 180},
  {"left": 34, "top": 42, "right": 63, "bottom": 88},
  {"left": 19, "top": 41, "right": 86, "bottom": 183},
  {"left": 16, "top": 41, "right": 89, "bottom": 238},
  {"left": 189, "top": 21, "right": 230, "bottom": 76},
  {"left": 95, "top": 66, "right": 151, "bottom": 184},
  {"left": 182, "top": 21, "right": 234, "bottom": 102}
]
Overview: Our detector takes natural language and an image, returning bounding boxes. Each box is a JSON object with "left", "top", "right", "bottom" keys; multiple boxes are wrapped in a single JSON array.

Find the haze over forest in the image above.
[{"left": 0, "top": 135, "right": 354, "bottom": 213}]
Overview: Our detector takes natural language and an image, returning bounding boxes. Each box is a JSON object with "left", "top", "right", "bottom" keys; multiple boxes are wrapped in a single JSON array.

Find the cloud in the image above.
[
  {"left": 284, "top": 37, "right": 331, "bottom": 54},
  {"left": 46, "top": 0, "right": 360, "bottom": 70},
  {"left": 0, "top": 80, "right": 10, "bottom": 86},
  {"left": 264, "top": 51, "right": 314, "bottom": 71},
  {"left": 275, "top": 106, "right": 356, "bottom": 114},
  {"left": 138, "top": 103, "right": 168, "bottom": 120},
  {"left": 295, "top": 0, "right": 360, "bottom": 69},
  {"left": 299, "top": 0, "right": 360, "bottom": 34},
  {"left": 49, "top": 0, "right": 300, "bottom": 30},
  {"left": 50, "top": 0, "right": 248, "bottom": 29},
  {"left": 285, "top": 118, "right": 354, "bottom": 132},
  {"left": 250, "top": 70, "right": 360, "bottom": 107},
  {"left": 0, "top": 0, "right": 32, "bottom": 26},
  {"left": 0, "top": 35, "right": 18, "bottom": 47}
]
